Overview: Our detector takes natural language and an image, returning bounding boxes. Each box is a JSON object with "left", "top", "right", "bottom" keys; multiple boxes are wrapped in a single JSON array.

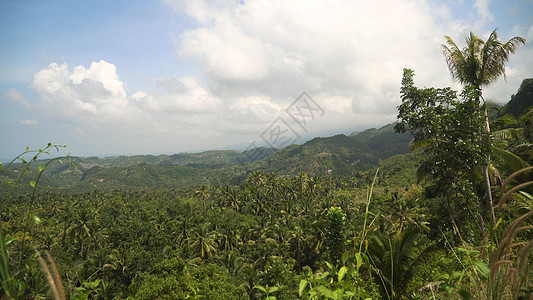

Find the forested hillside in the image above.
[
  {"left": 0, "top": 123, "right": 412, "bottom": 191},
  {"left": 504, "top": 78, "right": 533, "bottom": 117}
]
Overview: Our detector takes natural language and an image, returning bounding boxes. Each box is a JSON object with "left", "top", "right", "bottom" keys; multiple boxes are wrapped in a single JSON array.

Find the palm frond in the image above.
[
  {"left": 490, "top": 114, "right": 517, "bottom": 131},
  {"left": 497, "top": 166, "right": 533, "bottom": 209},
  {"left": 442, "top": 36, "right": 467, "bottom": 84},
  {"left": 491, "top": 146, "right": 529, "bottom": 174},
  {"left": 491, "top": 128, "right": 523, "bottom": 141},
  {"left": 514, "top": 191, "right": 533, "bottom": 212},
  {"left": 488, "top": 164, "right": 502, "bottom": 186},
  {"left": 481, "top": 29, "right": 526, "bottom": 85}
]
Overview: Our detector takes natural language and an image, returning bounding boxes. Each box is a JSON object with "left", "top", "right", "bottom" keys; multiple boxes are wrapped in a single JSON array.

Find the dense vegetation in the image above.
[{"left": 1, "top": 30, "right": 532, "bottom": 300}]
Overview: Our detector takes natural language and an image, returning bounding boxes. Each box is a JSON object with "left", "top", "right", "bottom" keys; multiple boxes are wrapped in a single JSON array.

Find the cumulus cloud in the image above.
[
  {"left": 31, "top": 61, "right": 135, "bottom": 120},
  {"left": 144, "top": 76, "right": 223, "bottom": 113},
  {"left": 172, "top": 0, "right": 455, "bottom": 118},
  {"left": 170, "top": 0, "right": 531, "bottom": 128},
  {"left": 26, "top": 60, "right": 258, "bottom": 139},
  {"left": 28, "top": 61, "right": 226, "bottom": 133},
  {"left": 10, "top": 0, "right": 531, "bottom": 156}
]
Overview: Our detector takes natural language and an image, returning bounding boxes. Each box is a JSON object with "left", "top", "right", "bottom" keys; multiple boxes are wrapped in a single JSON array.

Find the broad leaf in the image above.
[{"left": 338, "top": 266, "right": 348, "bottom": 282}]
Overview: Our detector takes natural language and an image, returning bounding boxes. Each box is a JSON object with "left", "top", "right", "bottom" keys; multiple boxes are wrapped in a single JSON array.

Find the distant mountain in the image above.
[
  {"left": 1, "top": 123, "right": 412, "bottom": 190},
  {"left": 251, "top": 123, "right": 412, "bottom": 176},
  {"left": 504, "top": 78, "right": 533, "bottom": 117}
]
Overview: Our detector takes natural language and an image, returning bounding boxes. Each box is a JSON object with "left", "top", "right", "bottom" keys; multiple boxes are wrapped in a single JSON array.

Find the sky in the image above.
[{"left": 1, "top": 0, "right": 532, "bottom": 160}]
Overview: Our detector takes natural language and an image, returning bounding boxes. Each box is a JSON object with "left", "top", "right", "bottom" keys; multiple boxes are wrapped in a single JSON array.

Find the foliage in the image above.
[
  {"left": 395, "top": 69, "right": 487, "bottom": 189},
  {"left": 326, "top": 207, "right": 347, "bottom": 266},
  {"left": 441, "top": 29, "right": 525, "bottom": 89},
  {"left": 298, "top": 262, "right": 380, "bottom": 300},
  {"left": 136, "top": 258, "right": 247, "bottom": 299},
  {"left": 505, "top": 78, "right": 533, "bottom": 118}
]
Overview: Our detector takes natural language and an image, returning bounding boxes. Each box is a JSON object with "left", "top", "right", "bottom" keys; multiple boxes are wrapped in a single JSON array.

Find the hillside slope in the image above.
[{"left": 1, "top": 123, "right": 412, "bottom": 190}]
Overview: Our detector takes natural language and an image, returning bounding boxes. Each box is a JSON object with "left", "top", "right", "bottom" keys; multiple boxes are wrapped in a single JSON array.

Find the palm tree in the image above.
[
  {"left": 190, "top": 223, "right": 218, "bottom": 260},
  {"left": 367, "top": 227, "right": 431, "bottom": 299},
  {"left": 441, "top": 29, "right": 526, "bottom": 226},
  {"left": 194, "top": 185, "right": 211, "bottom": 212}
]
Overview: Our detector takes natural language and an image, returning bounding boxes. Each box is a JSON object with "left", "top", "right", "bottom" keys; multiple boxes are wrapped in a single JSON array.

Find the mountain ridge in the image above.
[{"left": 1, "top": 122, "right": 413, "bottom": 190}]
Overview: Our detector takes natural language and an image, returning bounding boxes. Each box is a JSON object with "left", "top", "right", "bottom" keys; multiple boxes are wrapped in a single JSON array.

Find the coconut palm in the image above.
[
  {"left": 190, "top": 223, "right": 218, "bottom": 260},
  {"left": 367, "top": 227, "right": 432, "bottom": 299},
  {"left": 441, "top": 29, "right": 526, "bottom": 226}
]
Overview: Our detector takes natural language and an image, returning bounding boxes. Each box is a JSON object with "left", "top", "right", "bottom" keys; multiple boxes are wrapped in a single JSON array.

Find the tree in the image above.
[
  {"left": 367, "top": 227, "right": 428, "bottom": 300},
  {"left": 395, "top": 69, "right": 487, "bottom": 241},
  {"left": 326, "top": 207, "right": 347, "bottom": 266},
  {"left": 441, "top": 29, "right": 526, "bottom": 226},
  {"left": 190, "top": 223, "right": 218, "bottom": 260}
]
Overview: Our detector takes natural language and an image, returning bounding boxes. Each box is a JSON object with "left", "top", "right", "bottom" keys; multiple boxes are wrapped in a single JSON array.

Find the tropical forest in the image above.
[{"left": 1, "top": 31, "right": 532, "bottom": 300}]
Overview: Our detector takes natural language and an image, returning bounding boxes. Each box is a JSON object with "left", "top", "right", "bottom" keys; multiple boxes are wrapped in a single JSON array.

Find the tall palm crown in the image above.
[{"left": 441, "top": 29, "right": 525, "bottom": 90}]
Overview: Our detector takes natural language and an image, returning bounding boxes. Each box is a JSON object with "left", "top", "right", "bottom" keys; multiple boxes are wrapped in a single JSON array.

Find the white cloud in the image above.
[
  {"left": 18, "top": 119, "right": 39, "bottom": 125},
  {"left": 145, "top": 76, "right": 223, "bottom": 113},
  {"left": 8, "top": 0, "right": 531, "bottom": 157},
  {"left": 474, "top": 0, "right": 494, "bottom": 24},
  {"left": 31, "top": 61, "right": 135, "bottom": 119},
  {"left": 171, "top": 0, "right": 532, "bottom": 119},
  {"left": 170, "top": 0, "right": 457, "bottom": 125},
  {"left": 70, "top": 60, "right": 127, "bottom": 97},
  {"left": 1, "top": 88, "right": 30, "bottom": 107}
]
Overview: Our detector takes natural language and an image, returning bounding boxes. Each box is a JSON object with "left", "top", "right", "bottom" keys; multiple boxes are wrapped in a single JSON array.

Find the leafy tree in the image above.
[
  {"left": 395, "top": 68, "right": 487, "bottom": 240},
  {"left": 441, "top": 29, "right": 526, "bottom": 226}
]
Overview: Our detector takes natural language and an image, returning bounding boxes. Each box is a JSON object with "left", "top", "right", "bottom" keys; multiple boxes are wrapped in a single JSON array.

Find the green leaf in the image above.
[
  {"left": 268, "top": 286, "right": 279, "bottom": 293},
  {"left": 21, "top": 158, "right": 27, "bottom": 164},
  {"left": 30, "top": 181, "right": 36, "bottom": 188},
  {"left": 39, "top": 166, "right": 45, "bottom": 173},
  {"left": 316, "top": 286, "right": 334, "bottom": 298},
  {"left": 473, "top": 260, "right": 490, "bottom": 278},
  {"left": 87, "top": 279, "right": 101, "bottom": 288},
  {"left": 299, "top": 280, "right": 308, "bottom": 297},
  {"left": 32, "top": 216, "right": 41, "bottom": 225},
  {"left": 494, "top": 217, "right": 503, "bottom": 230},
  {"left": 318, "top": 271, "right": 330, "bottom": 280},
  {"left": 338, "top": 266, "right": 348, "bottom": 282},
  {"left": 355, "top": 252, "right": 363, "bottom": 270},
  {"left": 253, "top": 285, "right": 267, "bottom": 293}
]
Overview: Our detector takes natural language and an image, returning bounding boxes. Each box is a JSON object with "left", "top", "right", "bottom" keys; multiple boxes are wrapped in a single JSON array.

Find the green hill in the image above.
[
  {"left": 239, "top": 123, "right": 412, "bottom": 176},
  {"left": 504, "top": 78, "right": 533, "bottom": 117},
  {"left": 1, "top": 123, "right": 412, "bottom": 190}
]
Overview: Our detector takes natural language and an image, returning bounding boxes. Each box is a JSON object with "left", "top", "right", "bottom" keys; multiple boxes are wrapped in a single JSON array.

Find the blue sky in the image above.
[{"left": 1, "top": 0, "right": 532, "bottom": 160}]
